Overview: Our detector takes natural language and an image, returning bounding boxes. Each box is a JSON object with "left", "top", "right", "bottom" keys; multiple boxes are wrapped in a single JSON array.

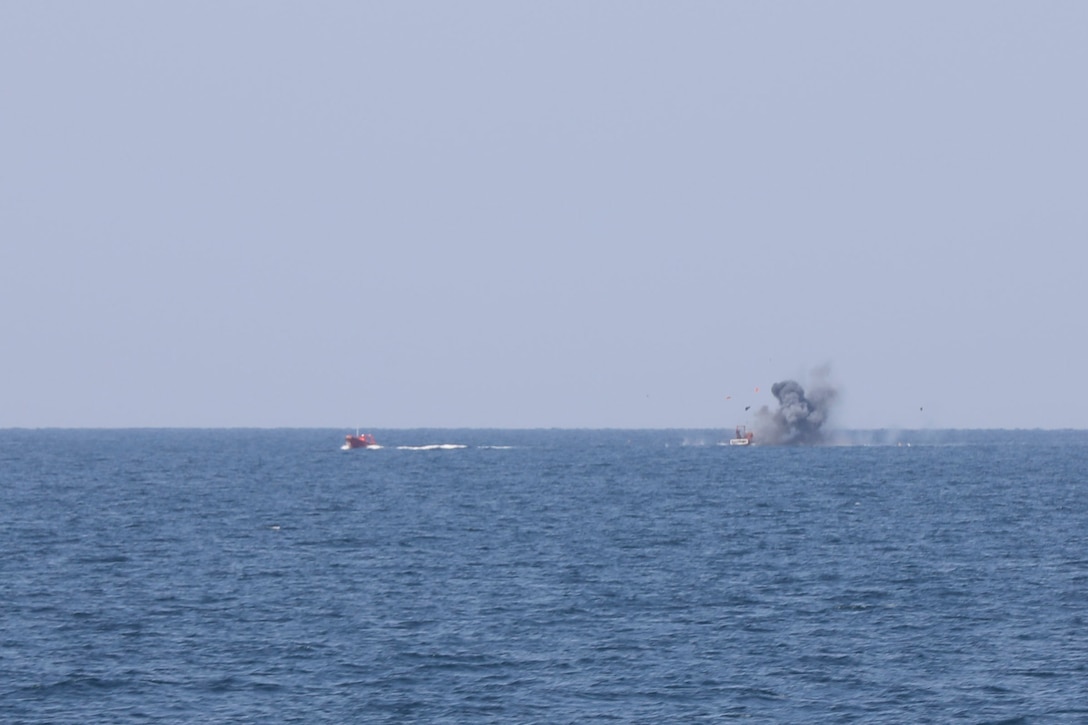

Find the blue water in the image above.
[{"left": 2, "top": 429, "right": 1087, "bottom": 722}]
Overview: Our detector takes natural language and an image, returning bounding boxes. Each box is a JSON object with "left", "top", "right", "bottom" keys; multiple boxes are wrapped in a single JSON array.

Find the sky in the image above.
[{"left": 2, "top": 2, "right": 1086, "bottom": 430}]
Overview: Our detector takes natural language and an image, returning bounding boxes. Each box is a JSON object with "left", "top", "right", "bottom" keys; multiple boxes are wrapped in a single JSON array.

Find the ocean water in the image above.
[{"left": 2, "top": 428, "right": 1087, "bottom": 723}]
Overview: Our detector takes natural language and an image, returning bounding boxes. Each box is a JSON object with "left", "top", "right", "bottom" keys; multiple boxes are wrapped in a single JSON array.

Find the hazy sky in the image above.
[{"left": 3, "top": 2, "right": 1086, "bottom": 429}]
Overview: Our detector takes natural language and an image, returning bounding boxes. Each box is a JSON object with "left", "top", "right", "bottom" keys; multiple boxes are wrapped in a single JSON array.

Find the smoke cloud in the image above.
[{"left": 755, "top": 372, "right": 839, "bottom": 445}]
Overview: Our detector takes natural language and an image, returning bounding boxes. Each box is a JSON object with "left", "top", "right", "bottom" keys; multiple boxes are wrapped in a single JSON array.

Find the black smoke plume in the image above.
[{"left": 755, "top": 375, "right": 838, "bottom": 445}]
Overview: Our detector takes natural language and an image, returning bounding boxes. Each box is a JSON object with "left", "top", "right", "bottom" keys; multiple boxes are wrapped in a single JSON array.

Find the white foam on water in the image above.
[{"left": 395, "top": 444, "right": 468, "bottom": 451}]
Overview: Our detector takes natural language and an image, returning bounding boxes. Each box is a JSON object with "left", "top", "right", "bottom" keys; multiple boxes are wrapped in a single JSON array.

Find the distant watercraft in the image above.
[
  {"left": 341, "top": 431, "right": 377, "bottom": 450},
  {"left": 728, "top": 425, "right": 754, "bottom": 446}
]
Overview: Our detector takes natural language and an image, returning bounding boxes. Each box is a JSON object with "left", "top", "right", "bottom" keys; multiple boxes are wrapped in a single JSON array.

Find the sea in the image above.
[{"left": 2, "top": 428, "right": 1087, "bottom": 723}]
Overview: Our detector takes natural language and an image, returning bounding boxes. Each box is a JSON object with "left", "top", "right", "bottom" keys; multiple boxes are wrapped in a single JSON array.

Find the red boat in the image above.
[{"left": 341, "top": 432, "right": 377, "bottom": 450}]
